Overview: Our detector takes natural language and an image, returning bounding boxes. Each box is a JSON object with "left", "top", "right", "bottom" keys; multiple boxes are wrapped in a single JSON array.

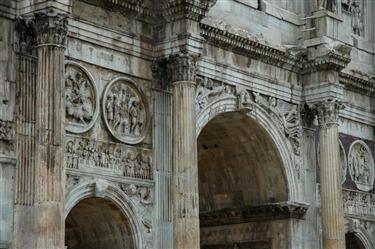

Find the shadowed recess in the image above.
[
  {"left": 198, "top": 112, "right": 288, "bottom": 213},
  {"left": 65, "top": 197, "right": 134, "bottom": 249}
]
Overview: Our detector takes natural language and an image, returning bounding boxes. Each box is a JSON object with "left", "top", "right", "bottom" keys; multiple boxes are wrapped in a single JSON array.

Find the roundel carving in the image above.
[
  {"left": 348, "top": 140, "right": 374, "bottom": 191},
  {"left": 102, "top": 78, "right": 149, "bottom": 144},
  {"left": 65, "top": 62, "right": 99, "bottom": 133}
]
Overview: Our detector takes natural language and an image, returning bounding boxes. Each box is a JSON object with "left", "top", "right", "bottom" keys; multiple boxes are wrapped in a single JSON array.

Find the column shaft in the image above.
[
  {"left": 172, "top": 81, "right": 200, "bottom": 249},
  {"left": 32, "top": 11, "right": 67, "bottom": 249},
  {"left": 317, "top": 100, "right": 345, "bottom": 249}
]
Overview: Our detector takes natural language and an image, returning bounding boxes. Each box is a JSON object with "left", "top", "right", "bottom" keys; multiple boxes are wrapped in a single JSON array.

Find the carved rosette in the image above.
[
  {"left": 315, "top": 99, "right": 345, "bottom": 127},
  {"left": 65, "top": 63, "right": 99, "bottom": 133},
  {"left": 32, "top": 11, "right": 68, "bottom": 46},
  {"left": 168, "top": 53, "right": 198, "bottom": 83},
  {"left": 348, "top": 140, "right": 374, "bottom": 191},
  {"left": 102, "top": 78, "right": 149, "bottom": 144}
]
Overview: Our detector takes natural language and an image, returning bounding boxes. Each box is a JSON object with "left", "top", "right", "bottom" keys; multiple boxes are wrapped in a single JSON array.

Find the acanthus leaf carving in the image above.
[
  {"left": 32, "top": 10, "right": 68, "bottom": 46},
  {"left": 168, "top": 53, "right": 198, "bottom": 83},
  {"left": 314, "top": 98, "right": 345, "bottom": 127}
]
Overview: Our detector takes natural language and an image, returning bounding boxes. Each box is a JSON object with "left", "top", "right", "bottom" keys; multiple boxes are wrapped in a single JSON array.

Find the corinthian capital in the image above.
[
  {"left": 32, "top": 10, "right": 68, "bottom": 46},
  {"left": 168, "top": 53, "right": 198, "bottom": 83},
  {"left": 315, "top": 99, "right": 345, "bottom": 127}
]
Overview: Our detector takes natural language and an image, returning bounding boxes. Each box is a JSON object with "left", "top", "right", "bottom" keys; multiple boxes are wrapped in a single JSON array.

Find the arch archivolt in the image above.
[
  {"left": 195, "top": 78, "right": 303, "bottom": 203},
  {"left": 65, "top": 177, "right": 154, "bottom": 249},
  {"left": 345, "top": 218, "right": 375, "bottom": 249}
]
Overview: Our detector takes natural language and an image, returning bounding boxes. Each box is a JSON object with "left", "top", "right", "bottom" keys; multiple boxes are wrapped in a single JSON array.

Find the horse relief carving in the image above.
[
  {"left": 348, "top": 140, "right": 374, "bottom": 191},
  {"left": 65, "top": 63, "right": 98, "bottom": 133},
  {"left": 103, "top": 78, "right": 148, "bottom": 144}
]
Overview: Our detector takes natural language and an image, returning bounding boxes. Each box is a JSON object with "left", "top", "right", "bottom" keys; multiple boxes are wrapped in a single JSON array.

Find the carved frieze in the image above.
[
  {"left": 102, "top": 78, "right": 149, "bottom": 144},
  {"left": 343, "top": 189, "right": 375, "bottom": 220},
  {"left": 65, "top": 136, "right": 153, "bottom": 180},
  {"left": 65, "top": 63, "right": 99, "bottom": 133},
  {"left": 348, "top": 140, "right": 374, "bottom": 191}
]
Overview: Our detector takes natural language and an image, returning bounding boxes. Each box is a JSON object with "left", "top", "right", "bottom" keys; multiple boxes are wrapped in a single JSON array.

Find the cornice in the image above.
[
  {"left": 163, "top": 0, "right": 216, "bottom": 22},
  {"left": 199, "top": 202, "right": 309, "bottom": 227},
  {"left": 200, "top": 20, "right": 305, "bottom": 73},
  {"left": 340, "top": 71, "right": 375, "bottom": 95}
]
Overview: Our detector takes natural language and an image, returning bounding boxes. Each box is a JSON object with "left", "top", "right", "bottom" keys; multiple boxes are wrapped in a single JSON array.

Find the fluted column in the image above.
[
  {"left": 168, "top": 53, "right": 200, "bottom": 249},
  {"left": 316, "top": 99, "right": 345, "bottom": 249},
  {"left": 32, "top": 10, "right": 67, "bottom": 249}
]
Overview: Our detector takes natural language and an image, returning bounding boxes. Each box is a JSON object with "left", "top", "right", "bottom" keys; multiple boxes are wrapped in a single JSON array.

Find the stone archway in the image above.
[
  {"left": 64, "top": 180, "right": 144, "bottom": 249},
  {"left": 345, "top": 232, "right": 366, "bottom": 249},
  {"left": 65, "top": 197, "right": 134, "bottom": 249},
  {"left": 198, "top": 111, "right": 305, "bottom": 249}
]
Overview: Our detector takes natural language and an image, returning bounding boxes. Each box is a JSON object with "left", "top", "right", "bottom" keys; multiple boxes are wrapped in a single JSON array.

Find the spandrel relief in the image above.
[
  {"left": 103, "top": 78, "right": 149, "bottom": 144},
  {"left": 65, "top": 63, "right": 98, "bottom": 133},
  {"left": 348, "top": 140, "right": 374, "bottom": 191}
]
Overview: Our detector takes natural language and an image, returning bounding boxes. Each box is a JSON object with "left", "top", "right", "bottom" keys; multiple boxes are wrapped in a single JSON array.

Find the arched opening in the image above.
[
  {"left": 65, "top": 197, "right": 134, "bottom": 249},
  {"left": 198, "top": 112, "right": 294, "bottom": 249},
  {"left": 346, "top": 232, "right": 366, "bottom": 249}
]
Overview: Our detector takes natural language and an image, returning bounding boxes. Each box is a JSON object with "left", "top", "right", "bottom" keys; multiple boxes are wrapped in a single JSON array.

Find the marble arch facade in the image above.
[{"left": 1, "top": 0, "right": 375, "bottom": 249}]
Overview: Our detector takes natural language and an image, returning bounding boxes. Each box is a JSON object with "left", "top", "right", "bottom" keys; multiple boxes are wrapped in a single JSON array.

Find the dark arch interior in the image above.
[
  {"left": 198, "top": 112, "right": 288, "bottom": 212},
  {"left": 65, "top": 197, "right": 134, "bottom": 249},
  {"left": 198, "top": 112, "right": 290, "bottom": 249},
  {"left": 346, "top": 233, "right": 366, "bottom": 249}
]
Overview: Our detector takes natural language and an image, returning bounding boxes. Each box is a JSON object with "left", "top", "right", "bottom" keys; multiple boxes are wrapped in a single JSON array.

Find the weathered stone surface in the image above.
[{"left": 1, "top": 1, "right": 375, "bottom": 249}]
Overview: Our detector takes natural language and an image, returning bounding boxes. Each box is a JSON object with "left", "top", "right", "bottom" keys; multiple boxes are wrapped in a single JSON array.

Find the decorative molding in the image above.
[
  {"left": 200, "top": 18, "right": 305, "bottom": 73},
  {"left": 163, "top": 0, "right": 217, "bottom": 22},
  {"left": 199, "top": 202, "right": 309, "bottom": 227},
  {"left": 65, "top": 62, "right": 99, "bottom": 134},
  {"left": 348, "top": 140, "right": 374, "bottom": 191},
  {"left": 32, "top": 10, "right": 68, "bottom": 46},
  {"left": 102, "top": 77, "right": 149, "bottom": 144},
  {"left": 339, "top": 71, "right": 375, "bottom": 94},
  {"left": 65, "top": 136, "right": 153, "bottom": 180}
]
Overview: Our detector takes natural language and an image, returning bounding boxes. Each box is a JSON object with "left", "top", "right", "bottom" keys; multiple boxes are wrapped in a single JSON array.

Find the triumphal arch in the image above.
[{"left": 1, "top": 0, "right": 375, "bottom": 248}]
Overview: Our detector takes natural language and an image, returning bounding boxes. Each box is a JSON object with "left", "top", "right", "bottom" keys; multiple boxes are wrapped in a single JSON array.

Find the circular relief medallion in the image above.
[
  {"left": 65, "top": 62, "right": 99, "bottom": 133},
  {"left": 339, "top": 140, "right": 347, "bottom": 184},
  {"left": 348, "top": 140, "right": 374, "bottom": 191},
  {"left": 102, "top": 78, "right": 149, "bottom": 144}
]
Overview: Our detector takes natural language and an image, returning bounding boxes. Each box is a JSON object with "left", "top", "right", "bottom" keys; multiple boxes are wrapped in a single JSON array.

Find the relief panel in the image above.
[
  {"left": 102, "top": 78, "right": 149, "bottom": 144},
  {"left": 65, "top": 62, "right": 99, "bottom": 133},
  {"left": 348, "top": 140, "right": 374, "bottom": 191}
]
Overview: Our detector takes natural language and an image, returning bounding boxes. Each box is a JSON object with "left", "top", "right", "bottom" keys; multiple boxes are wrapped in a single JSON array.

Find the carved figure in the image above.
[
  {"left": 319, "top": 0, "right": 338, "bottom": 12},
  {"left": 65, "top": 65, "right": 97, "bottom": 133},
  {"left": 238, "top": 90, "right": 253, "bottom": 112},
  {"left": 349, "top": 141, "right": 374, "bottom": 191},
  {"left": 349, "top": 0, "right": 363, "bottom": 36},
  {"left": 103, "top": 80, "right": 147, "bottom": 144}
]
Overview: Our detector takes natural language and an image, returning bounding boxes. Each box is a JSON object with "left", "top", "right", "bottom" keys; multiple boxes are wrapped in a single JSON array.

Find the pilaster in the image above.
[{"left": 14, "top": 9, "right": 68, "bottom": 249}]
